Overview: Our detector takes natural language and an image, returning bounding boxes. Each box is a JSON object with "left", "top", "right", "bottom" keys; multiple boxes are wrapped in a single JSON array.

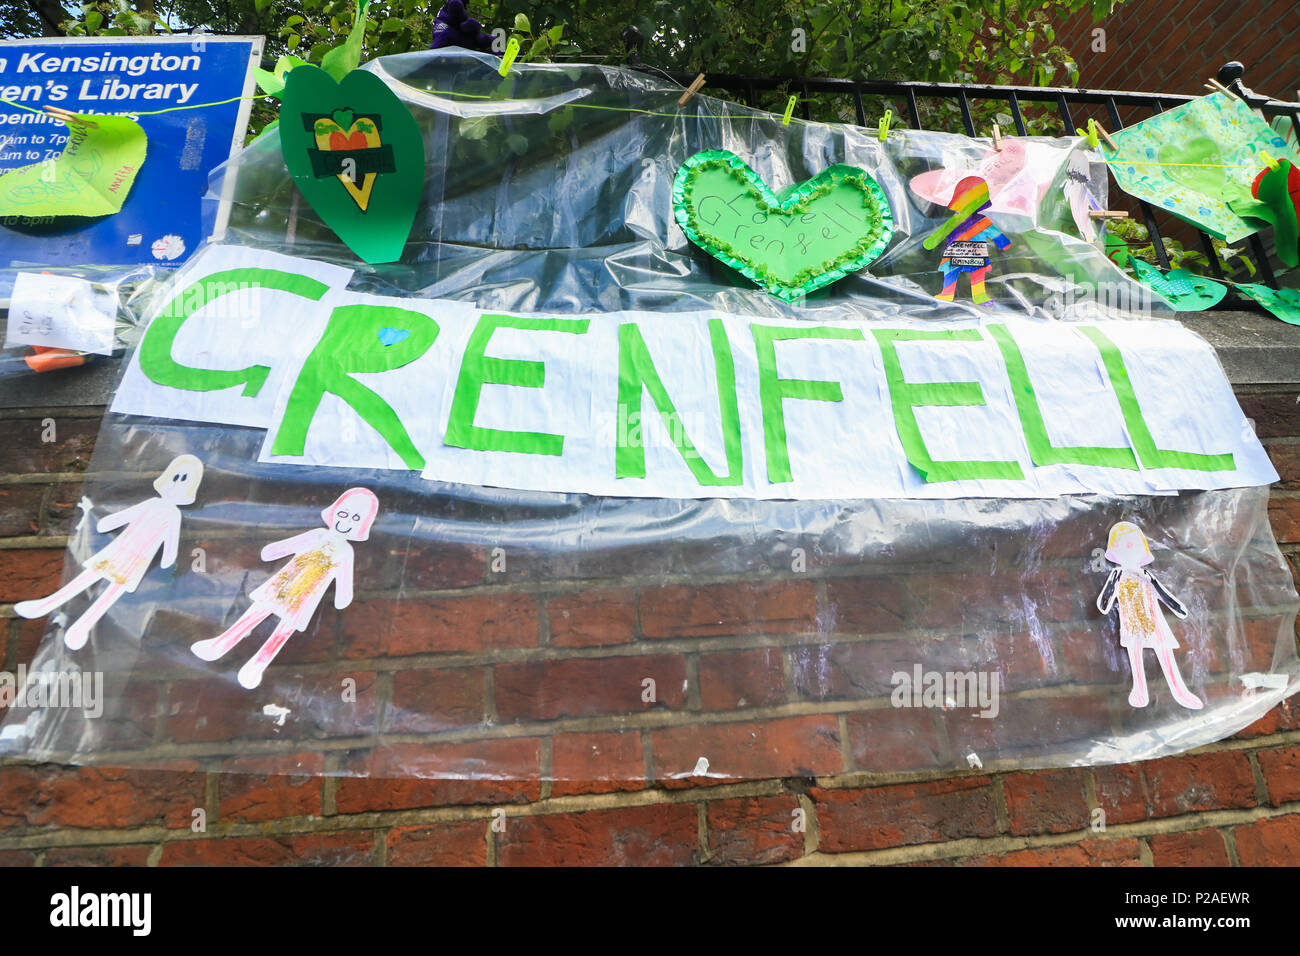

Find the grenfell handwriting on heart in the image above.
[
  {"left": 672, "top": 150, "right": 895, "bottom": 301},
  {"left": 279, "top": 66, "right": 424, "bottom": 265}
]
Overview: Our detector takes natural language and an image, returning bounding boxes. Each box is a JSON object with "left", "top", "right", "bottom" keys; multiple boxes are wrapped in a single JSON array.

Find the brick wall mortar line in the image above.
[
  {"left": 784, "top": 797, "right": 1300, "bottom": 867},
  {"left": 0, "top": 407, "right": 107, "bottom": 420},
  {"left": 2, "top": 784, "right": 1298, "bottom": 860},
  {"left": 1221, "top": 826, "right": 1241, "bottom": 867},
  {"left": 0, "top": 474, "right": 88, "bottom": 487},
  {"left": 799, "top": 791, "right": 819, "bottom": 856},
  {"left": 992, "top": 776, "right": 1011, "bottom": 834},
  {"left": 9, "top": 718, "right": 1297, "bottom": 783},
  {"left": 1138, "top": 836, "right": 1153, "bottom": 866},
  {"left": 1247, "top": 750, "right": 1270, "bottom": 806},
  {"left": 539, "top": 737, "right": 553, "bottom": 802},
  {"left": 78, "top": 599, "right": 1292, "bottom": 679},
  {"left": 0, "top": 535, "right": 68, "bottom": 550},
  {"left": 0, "top": 777, "right": 798, "bottom": 851}
]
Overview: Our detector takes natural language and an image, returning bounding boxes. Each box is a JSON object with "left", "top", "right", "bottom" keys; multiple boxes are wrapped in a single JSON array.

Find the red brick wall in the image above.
[
  {"left": 0, "top": 393, "right": 1298, "bottom": 866},
  {"left": 1055, "top": 0, "right": 1300, "bottom": 99}
]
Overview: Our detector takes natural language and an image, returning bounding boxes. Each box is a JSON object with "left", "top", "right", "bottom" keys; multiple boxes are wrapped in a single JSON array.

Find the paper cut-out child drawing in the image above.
[
  {"left": 1095, "top": 521, "right": 1203, "bottom": 711},
  {"left": 14, "top": 455, "right": 204, "bottom": 650},
  {"left": 921, "top": 175, "right": 1011, "bottom": 304},
  {"left": 191, "top": 488, "right": 379, "bottom": 690}
]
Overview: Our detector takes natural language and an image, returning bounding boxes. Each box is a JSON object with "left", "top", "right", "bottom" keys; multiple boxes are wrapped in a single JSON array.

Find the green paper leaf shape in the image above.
[
  {"left": 279, "top": 65, "right": 424, "bottom": 264},
  {"left": 672, "top": 150, "right": 895, "bottom": 301},
  {"left": 1130, "top": 258, "right": 1227, "bottom": 311},
  {"left": 321, "top": 0, "right": 372, "bottom": 81},
  {"left": 0, "top": 114, "right": 146, "bottom": 217},
  {"left": 1234, "top": 283, "right": 1300, "bottom": 326}
]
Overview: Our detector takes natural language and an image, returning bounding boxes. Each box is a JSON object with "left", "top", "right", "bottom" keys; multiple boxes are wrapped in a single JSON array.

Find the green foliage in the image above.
[
  {"left": 1107, "top": 217, "right": 1258, "bottom": 282},
  {"left": 31, "top": 0, "right": 1128, "bottom": 140}
]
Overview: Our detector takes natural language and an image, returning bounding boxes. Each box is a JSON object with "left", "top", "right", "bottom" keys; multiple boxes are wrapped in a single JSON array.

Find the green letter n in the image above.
[{"left": 615, "top": 319, "right": 743, "bottom": 485}]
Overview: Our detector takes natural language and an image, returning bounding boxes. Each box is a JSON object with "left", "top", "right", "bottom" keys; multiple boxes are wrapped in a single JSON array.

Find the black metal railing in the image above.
[{"left": 638, "top": 61, "right": 1300, "bottom": 293}]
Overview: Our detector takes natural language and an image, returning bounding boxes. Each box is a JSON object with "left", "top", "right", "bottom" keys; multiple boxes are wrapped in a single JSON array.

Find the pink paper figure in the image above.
[
  {"left": 14, "top": 455, "right": 204, "bottom": 649},
  {"left": 191, "top": 487, "right": 378, "bottom": 690},
  {"left": 1096, "top": 521, "right": 1203, "bottom": 710},
  {"left": 908, "top": 139, "right": 1055, "bottom": 217}
]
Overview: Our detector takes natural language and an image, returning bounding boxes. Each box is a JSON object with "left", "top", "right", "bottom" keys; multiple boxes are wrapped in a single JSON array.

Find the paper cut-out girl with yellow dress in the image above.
[
  {"left": 191, "top": 487, "right": 379, "bottom": 690},
  {"left": 15, "top": 455, "right": 204, "bottom": 650},
  {"left": 1096, "top": 521, "right": 1203, "bottom": 710}
]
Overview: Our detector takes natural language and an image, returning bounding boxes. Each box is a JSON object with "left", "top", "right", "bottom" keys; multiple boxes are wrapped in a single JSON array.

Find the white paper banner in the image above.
[{"left": 112, "top": 247, "right": 1278, "bottom": 500}]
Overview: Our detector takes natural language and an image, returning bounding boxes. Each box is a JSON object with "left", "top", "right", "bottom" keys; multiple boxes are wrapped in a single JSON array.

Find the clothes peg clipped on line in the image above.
[
  {"left": 1092, "top": 120, "right": 1118, "bottom": 151},
  {"left": 1259, "top": 150, "right": 1281, "bottom": 170},
  {"left": 677, "top": 74, "right": 706, "bottom": 108},
  {"left": 782, "top": 95, "right": 797, "bottom": 126},
  {"left": 991, "top": 123, "right": 1003, "bottom": 151},
  {"left": 878, "top": 109, "right": 892, "bottom": 143},
  {"left": 1201, "top": 77, "right": 1232, "bottom": 97},
  {"left": 42, "top": 106, "right": 98, "bottom": 129},
  {"left": 1089, "top": 210, "right": 1130, "bottom": 220},
  {"left": 497, "top": 36, "right": 520, "bottom": 77}
]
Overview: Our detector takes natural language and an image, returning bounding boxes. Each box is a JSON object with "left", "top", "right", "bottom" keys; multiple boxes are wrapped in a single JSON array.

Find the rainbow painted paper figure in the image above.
[
  {"left": 921, "top": 175, "right": 1010, "bottom": 304},
  {"left": 14, "top": 455, "right": 204, "bottom": 650},
  {"left": 191, "top": 487, "right": 378, "bottom": 690},
  {"left": 1096, "top": 521, "right": 1204, "bottom": 711}
]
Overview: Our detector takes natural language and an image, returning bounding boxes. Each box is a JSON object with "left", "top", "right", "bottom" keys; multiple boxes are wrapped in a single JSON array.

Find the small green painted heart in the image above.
[
  {"left": 280, "top": 65, "right": 424, "bottom": 265},
  {"left": 672, "top": 150, "right": 894, "bottom": 301}
]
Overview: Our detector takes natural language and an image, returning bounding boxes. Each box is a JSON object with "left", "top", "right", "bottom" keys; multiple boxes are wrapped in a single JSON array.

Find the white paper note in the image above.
[{"left": 4, "top": 272, "right": 118, "bottom": 356}]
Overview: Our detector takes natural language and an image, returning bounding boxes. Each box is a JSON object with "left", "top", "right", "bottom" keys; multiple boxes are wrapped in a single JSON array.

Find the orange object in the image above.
[{"left": 24, "top": 346, "right": 85, "bottom": 373}]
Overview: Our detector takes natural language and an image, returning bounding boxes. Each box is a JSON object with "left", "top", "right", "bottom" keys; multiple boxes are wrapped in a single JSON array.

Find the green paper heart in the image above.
[
  {"left": 672, "top": 150, "right": 894, "bottom": 301},
  {"left": 279, "top": 65, "right": 424, "bottom": 264},
  {"left": 1234, "top": 283, "right": 1300, "bottom": 326},
  {"left": 1130, "top": 258, "right": 1227, "bottom": 311}
]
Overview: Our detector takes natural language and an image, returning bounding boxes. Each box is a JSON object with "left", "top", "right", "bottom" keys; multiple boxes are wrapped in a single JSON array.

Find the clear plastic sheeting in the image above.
[
  {"left": 0, "top": 263, "right": 158, "bottom": 384},
  {"left": 217, "top": 51, "right": 1144, "bottom": 320},
  {"left": 1, "top": 51, "right": 1296, "bottom": 781}
]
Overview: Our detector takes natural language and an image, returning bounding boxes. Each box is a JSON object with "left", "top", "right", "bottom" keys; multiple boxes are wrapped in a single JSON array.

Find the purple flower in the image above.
[{"left": 430, "top": 0, "right": 496, "bottom": 53}]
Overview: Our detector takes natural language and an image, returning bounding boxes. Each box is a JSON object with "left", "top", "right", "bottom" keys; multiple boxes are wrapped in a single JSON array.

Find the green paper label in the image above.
[{"left": 279, "top": 66, "right": 425, "bottom": 264}]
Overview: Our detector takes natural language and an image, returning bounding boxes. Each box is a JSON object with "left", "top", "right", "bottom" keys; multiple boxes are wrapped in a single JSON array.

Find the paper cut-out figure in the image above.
[
  {"left": 14, "top": 455, "right": 204, "bottom": 649},
  {"left": 908, "top": 139, "right": 1058, "bottom": 217},
  {"left": 191, "top": 488, "right": 378, "bottom": 690},
  {"left": 922, "top": 176, "right": 1010, "bottom": 304},
  {"left": 1096, "top": 522, "right": 1203, "bottom": 710}
]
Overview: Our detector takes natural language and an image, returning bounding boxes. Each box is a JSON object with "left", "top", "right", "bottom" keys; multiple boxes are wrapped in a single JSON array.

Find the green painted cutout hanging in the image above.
[
  {"left": 1243, "top": 160, "right": 1300, "bottom": 267},
  {"left": 672, "top": 150, "right": 894, "bottom": 301},
  {"left": 279, "top": 65, "right": 424, "bottom": 264},
  {"left": 1129, "top": 258, "right": 1227, "bottom": 311},
  {"left": 1234, "top": 283, "right": 1300, "bottom": 326},
  {"left": 0, "top": 113, "right": 146, "bottom": 217}
]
